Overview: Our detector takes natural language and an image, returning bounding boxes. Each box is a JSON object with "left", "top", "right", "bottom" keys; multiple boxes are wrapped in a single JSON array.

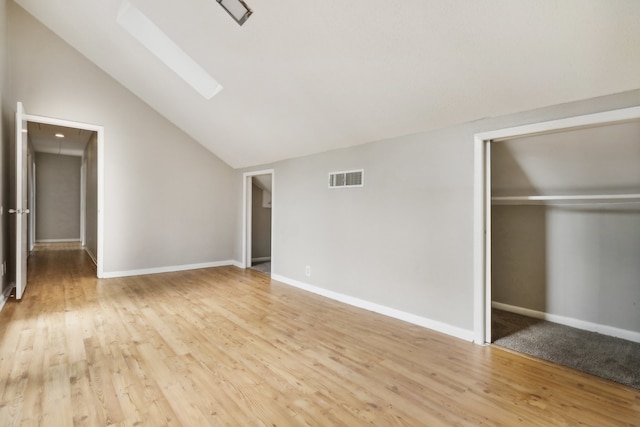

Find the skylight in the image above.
[{"left": 117, "top": 2, "right": 223, "bottom": 100}]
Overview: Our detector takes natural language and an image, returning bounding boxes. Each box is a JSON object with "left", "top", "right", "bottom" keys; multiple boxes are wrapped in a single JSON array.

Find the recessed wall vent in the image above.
[{"left": 329, "top": 169, "right": 364, "bottom": 189}]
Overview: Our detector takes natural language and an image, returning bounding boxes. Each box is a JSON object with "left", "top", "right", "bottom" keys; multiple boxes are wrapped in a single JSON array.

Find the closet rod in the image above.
[{"left": 492, "top": 194, "right": 640, "bottom": 203}]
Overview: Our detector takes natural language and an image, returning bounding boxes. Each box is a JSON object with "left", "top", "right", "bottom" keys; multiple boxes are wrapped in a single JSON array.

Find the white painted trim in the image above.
[
  {"left": 492, "top": 302, "right": 640, "bottom": 344},
  {"left": 230, "top": 260, "right": 243, "bottom": 268},
  {"left": 0, "top": 286, "right": 13, "bottom": 312},
  {"left": 24, "top": 114, "right": 105, "bottom": 279},
  {"left": 28, "top": 148, "right": 36, "bottom": 252},
  {"left": 475, "top": 106, "right": 640, "bottom": 142},
  {"left": 473, "top": 106, "right": 640, "bottom": 345},
  {"left": 251, "top": 256, "right": 271, "bottom": 263},
  {"left": 15, "top": 102, "right": 27, "bottom": 300},
  {"left": 244, "top": 179, "right": 252, "bottom": 268},
  {"left": 473, "top": 136, "right": 486, "bottom": 344},
  {"left": 97, "top": 127, "right": 105, "bottom": 278},
  {"left": 492, "top": 194, "right": 640, "bottom": 205},
  {"left": 272, "top": 274, "right": 474, "bottom": 342},
  {"left": 242, "top": 169, "right": 274, "bottom": 270},
  {"left": 484, "top": 140, "right": 492, "bottom": 343},
  {"left": 36, "top": 238, "right": 81, "bottom": 243},
  {"left": 84, "top": 246, "right": 97, "bottom": 266},
  {"left": 101, "top": 260, "right": 237, "bottom": 279}
]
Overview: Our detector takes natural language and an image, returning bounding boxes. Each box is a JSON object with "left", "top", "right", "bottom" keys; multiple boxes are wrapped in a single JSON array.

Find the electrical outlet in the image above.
[{"left": 305, "top": 265, "right": 311, "bottom": 277}]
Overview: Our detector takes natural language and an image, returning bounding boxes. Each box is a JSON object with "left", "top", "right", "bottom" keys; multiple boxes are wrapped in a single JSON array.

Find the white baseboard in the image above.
[
  {"left": 492, "top": 301, "right": 640, "bottom": 344},
  {"left": 101, "top": 260, "right": 238, "bottom": 279},
  {"left": 231, "top": 260, "right": 243, "bottom": 268},
  {"left": 251, "top": 257, "right": 271, "bottom": 263},
  {"left": 84, "top": 247, "right": 98, "bottom": 266},
  {"left": 0, "top": 285, "right": 14, "bottom": 312},
  {"left": 36, "top": 238, "right": 81, "bottom": 243},
  {"left": 272, "top": 274, "right": 474, "bottom": 342}
]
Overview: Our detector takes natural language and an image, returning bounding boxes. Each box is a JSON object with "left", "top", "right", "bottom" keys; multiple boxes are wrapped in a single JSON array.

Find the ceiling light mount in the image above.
[{"left": 217, "top": 0, "right": 253, "bottom": 26}]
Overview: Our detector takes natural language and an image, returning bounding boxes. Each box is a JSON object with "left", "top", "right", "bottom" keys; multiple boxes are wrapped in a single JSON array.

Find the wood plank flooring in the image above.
[{"left": 0, "top": 248, "right": 639, "bottom": 426}]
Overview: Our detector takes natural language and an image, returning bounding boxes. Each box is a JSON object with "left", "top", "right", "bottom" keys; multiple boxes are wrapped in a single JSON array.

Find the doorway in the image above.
[
  {"left": 22, "top": 113, "right": 104, "bottom": 279},
  {"left": 243, "top": 170, "right": 274, "bottom": 274},
  {"left": 32, "top": 129, "right": 86, "bottom": 245}
]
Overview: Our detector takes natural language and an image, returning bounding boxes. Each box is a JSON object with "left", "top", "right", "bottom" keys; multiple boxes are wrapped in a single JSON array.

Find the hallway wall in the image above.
[
  {"left": 84, "top": 133, "right": 98, "bottom": 261},
  {"left": 34, "top": 153, "right": 81, "bottom": 242}
]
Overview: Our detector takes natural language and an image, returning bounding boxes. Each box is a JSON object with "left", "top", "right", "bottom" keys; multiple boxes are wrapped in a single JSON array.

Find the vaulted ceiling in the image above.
[{"left": 14, "top": 0, "right": 640, "bottom": 168}]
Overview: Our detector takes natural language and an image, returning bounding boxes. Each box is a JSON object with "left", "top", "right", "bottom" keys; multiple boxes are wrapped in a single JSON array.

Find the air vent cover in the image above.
[{"left": 329, "top": 169, "right": 364, "bottom": 188}]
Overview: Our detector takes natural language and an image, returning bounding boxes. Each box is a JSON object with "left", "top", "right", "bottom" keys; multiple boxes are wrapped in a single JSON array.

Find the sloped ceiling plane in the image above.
[{"left": 14, "top": 0, "right": 640, "bottom": 168}]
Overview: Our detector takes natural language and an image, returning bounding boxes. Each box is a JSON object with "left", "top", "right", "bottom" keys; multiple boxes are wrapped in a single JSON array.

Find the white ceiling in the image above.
[
  {"left": 14, "top": 0, "right": 640, "bottom": 168},
  {"left": 27, "top": 122, "right": 94, "bottom": 156}
]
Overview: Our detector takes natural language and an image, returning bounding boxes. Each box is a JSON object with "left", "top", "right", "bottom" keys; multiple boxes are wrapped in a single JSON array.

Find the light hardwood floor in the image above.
[{"left": 0, "top": 249, "right": 638, "bottom": 426}]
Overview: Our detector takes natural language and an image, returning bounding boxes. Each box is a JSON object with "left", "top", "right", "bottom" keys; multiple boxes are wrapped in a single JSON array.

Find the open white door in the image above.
[{"left": 11, "top": 102, "right": 29, "bottom": 299}]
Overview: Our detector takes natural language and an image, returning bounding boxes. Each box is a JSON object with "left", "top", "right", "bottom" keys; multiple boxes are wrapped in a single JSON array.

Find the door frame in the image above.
[
  {"left": 473, "top": 105, "right": 640, "bottom": 345},
  {"left": 28, "top": 143, "right": 36, "bottom": 252},
  {"left": 80, "top": 156, "right": 87, "bottom": 247},
  {"left": 13, "top": 102, "right": 28, "bottom": 299},
  {"left": 242, "top": 169, "right": 274, "bottom": 269},
  {"left": 25, "top": 113, "right": 105, "bottom": 278}
]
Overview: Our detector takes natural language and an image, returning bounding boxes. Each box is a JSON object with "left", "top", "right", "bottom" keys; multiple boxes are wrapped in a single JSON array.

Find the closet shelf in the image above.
[{"left": 491, "top": 194, "right": 640, "bottom": 205}]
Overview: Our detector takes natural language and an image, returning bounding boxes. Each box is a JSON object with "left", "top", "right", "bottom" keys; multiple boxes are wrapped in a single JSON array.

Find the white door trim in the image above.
[
  {"left": 29, "top": 160, "right": 36, "bottom": 252},
  {"left": 473, "top": 105, "right": 640, "bottom": 345},
  {"left": 25, "top": 114, "right": 105, "bottom": 278},
  {"left": 242, "top": 169, "right": 274, "bottom": 269}
]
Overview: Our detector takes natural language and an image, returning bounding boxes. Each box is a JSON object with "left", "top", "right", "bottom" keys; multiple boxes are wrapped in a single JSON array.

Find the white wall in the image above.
[
  {"left": 7, "top": 3, "right": 237, "bottom": 275},
  {"left": 492, "top": 204, "right": 640, "bottom": 333},
  {"left": 273, "top": 129, "right": 476, "bottom": 331},
  {"left": 238, "top": 90, "right": 640, "bottom": 337},
  {"left": 35, "top": 152, "right": 81, "bottom": 241}
]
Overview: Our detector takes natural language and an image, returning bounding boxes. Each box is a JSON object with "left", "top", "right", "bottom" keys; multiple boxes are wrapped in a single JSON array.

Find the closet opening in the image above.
[{"left": 474, "top": 106, "right": 640, "bottom": 388}]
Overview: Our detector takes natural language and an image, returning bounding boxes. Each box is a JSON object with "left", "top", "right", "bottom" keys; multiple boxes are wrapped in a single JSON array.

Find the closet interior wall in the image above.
[{"left": 490, "top": 120, "right": 640, "bottom": 339}]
